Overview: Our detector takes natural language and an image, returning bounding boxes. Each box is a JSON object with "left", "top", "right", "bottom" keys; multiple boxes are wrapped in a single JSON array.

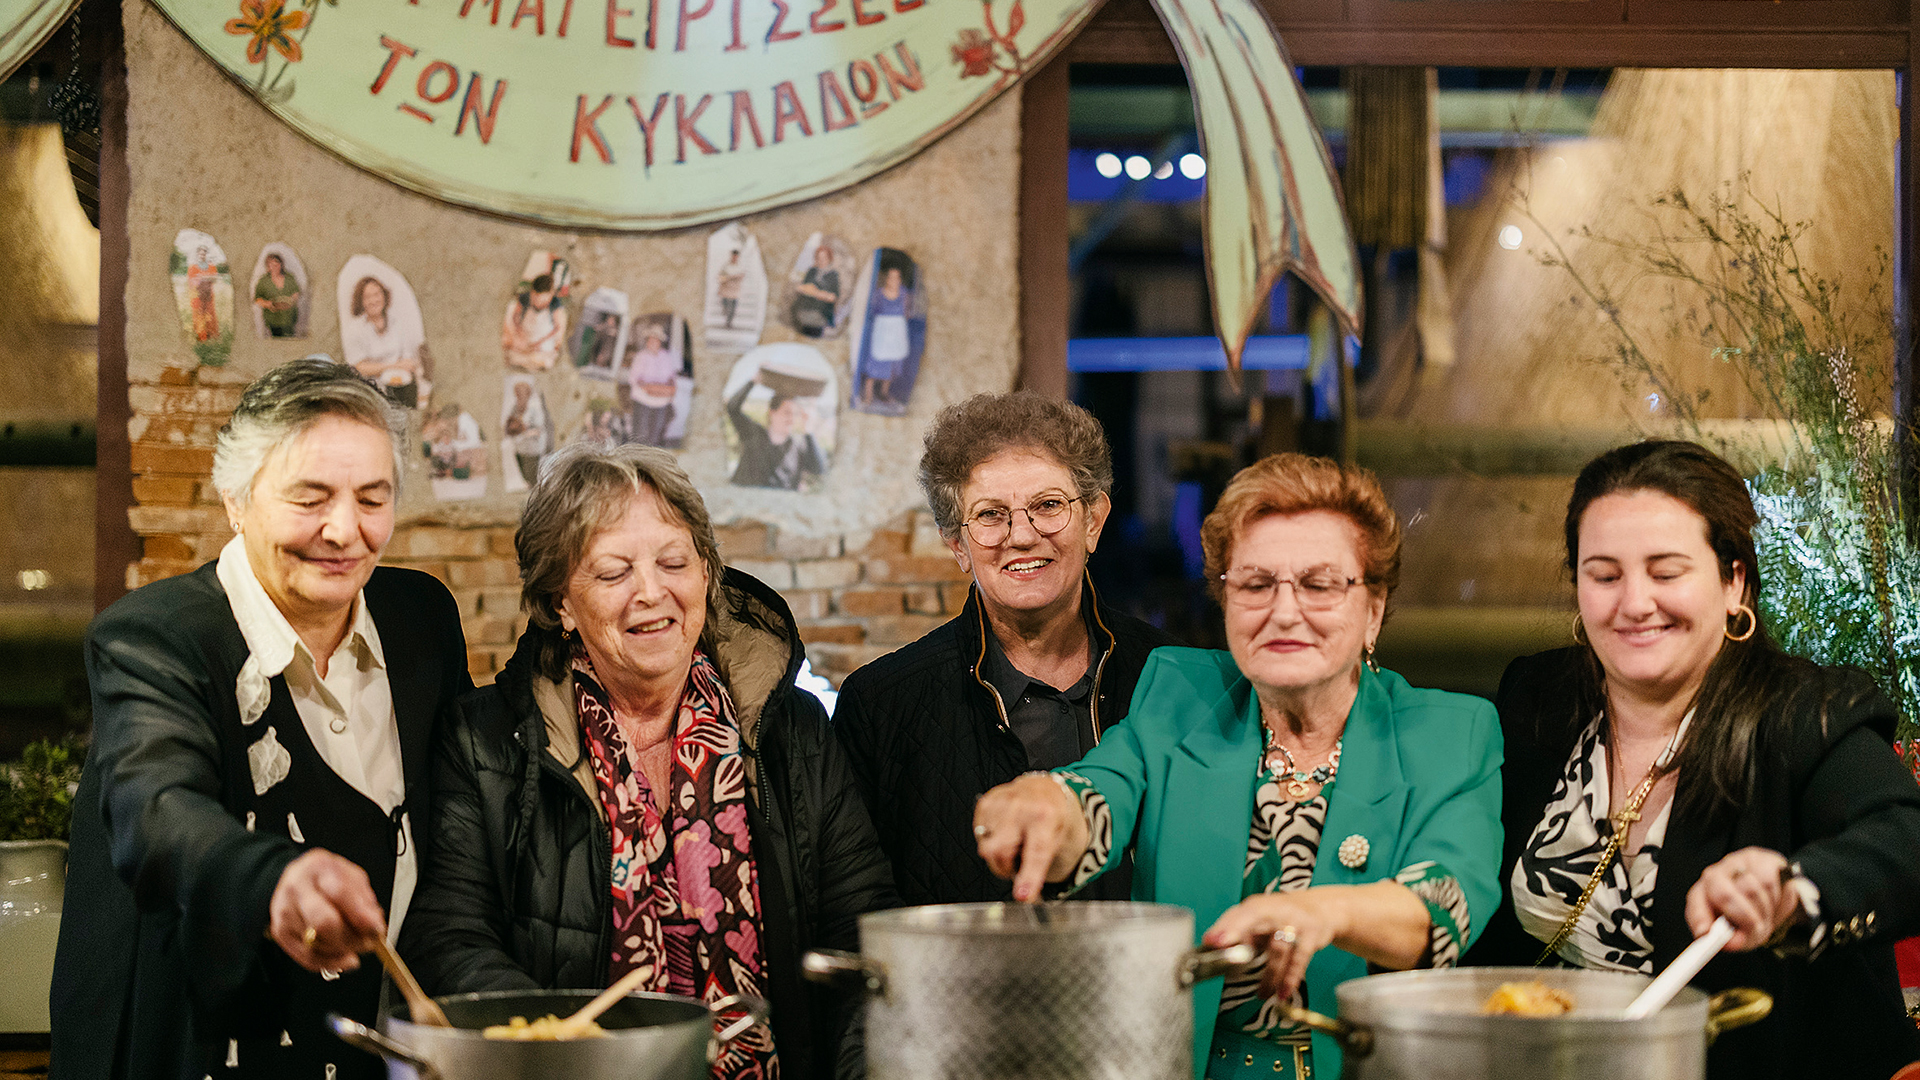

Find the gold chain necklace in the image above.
[{"left": 1534, "top": 711, "right": 1690, "bottom": 967}]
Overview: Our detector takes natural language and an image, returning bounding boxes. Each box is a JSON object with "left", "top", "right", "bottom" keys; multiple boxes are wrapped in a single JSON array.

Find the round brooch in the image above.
[{"left": 1337, "top": 834, "right": 1369, "bottom": 870}]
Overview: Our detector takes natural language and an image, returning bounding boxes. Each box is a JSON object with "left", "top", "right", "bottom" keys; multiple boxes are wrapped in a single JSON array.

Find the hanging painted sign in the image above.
[
  {"left": 149, "top": 0, "right": 1099, "bottom": 229},
  {"left": 0, "top": 0, "right": 82, "bottom": 84}
]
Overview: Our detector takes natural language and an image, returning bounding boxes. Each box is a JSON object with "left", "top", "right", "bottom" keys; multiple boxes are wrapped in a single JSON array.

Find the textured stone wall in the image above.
[{"left": 120, "top": 0, "right": 1019, "bottom": 682}]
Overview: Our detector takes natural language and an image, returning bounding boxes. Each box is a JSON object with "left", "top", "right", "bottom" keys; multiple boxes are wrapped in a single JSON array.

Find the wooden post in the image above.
[
  {"left": 94, "top": 0, "right": 133, "bottom": 612},
  {"left": 1017, "top": 54, "right": 1071, "bottom": 398}
]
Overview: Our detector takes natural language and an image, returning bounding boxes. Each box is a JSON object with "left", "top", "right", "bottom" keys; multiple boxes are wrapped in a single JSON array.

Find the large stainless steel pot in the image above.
[
  {"left": 804, "top": 902, "right": 1252, "bottom": 1080},
  {"left": 1277, "top": 966, "right": 1770, "bottom": 1080},
  {"left": 328, "top": 988, "right": 766, "bottom": 1080}
]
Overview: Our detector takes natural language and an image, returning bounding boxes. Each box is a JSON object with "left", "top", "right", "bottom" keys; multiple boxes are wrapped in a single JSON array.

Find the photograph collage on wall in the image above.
[
  {"left": 499, "top": 372, "right": 551, "bottom": 494},
  {"left": 170, "top": 228, "right": 234, "bottom": 367},
  {"left": 338, "top": 254, "right": 431, "bottom": 410},
  {"left": 722, "top": 343, "right": 836, "bottom": 493},
  {"left": 503, "top": 250, "right": 572, "bottom": 372},
  {"left": 781, "top": 232, "right": 856, "bottom": 340},
  {"left": 249, "top": 242, "right": 310, "bottom": 340},
  {"left": 423, "top": 401, "right": 488, "bottom": 501},
  {"left": 572, "top": 287, "right": 630, "bottom": 382},
  {"left": 703, "top": 223, "right": 768, "bottom": 353},
  {"left": 623, "top": 312, "right": 694, "bottom": 449},
  {"left": 847, "top": 247, "right": 928, "bottom": 417}
]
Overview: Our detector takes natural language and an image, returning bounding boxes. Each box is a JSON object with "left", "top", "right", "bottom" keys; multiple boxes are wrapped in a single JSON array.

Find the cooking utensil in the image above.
[
  {"left": 370, "top": 937, "right": 450, "bottom": 1028},
  {"left": 332, "top": 989, "right": 767, "bottom": 1080},
  {"left": 804, "top": 901, "right": 1252, "bottom": 1080},
  {"left": 1624, "top": 916, "right": 1735, "bottom": 1019},
  {"left": 1274, "top": 966, "right": 1771, "bottom": 1080},
  {"left": 553, "top": 964, "right": 654, "bottom": 1038}
]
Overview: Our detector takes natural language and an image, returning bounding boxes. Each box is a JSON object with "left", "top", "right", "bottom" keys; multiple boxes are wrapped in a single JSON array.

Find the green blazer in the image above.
[{"left": 1065, "top": 647, "right": 1504, "bottom": 1079}]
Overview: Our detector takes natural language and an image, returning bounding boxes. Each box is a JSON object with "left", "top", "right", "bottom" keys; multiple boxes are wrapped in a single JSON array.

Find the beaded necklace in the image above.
[{"left": 1263, "top": 728, "right": 1343, "bottom": 799}]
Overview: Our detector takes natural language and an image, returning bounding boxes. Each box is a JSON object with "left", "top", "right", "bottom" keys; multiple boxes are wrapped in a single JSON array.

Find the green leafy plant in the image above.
[
  {"left": 0, "top": 736, "right": 87, "bottom": 843},
  {"left": 1526, "top": 177, "right": 1918, "bottom": 767}
]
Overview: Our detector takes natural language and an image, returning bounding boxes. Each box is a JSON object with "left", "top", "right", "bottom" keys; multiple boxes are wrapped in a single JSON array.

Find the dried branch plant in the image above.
[{"left": 1518, "top": 176, "right": 1918, "bottom": 757}]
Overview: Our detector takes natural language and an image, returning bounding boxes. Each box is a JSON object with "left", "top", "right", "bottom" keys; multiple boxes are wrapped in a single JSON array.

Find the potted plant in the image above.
[{"left": 0, "top": 735, "right": 84, "bottom": 1034}]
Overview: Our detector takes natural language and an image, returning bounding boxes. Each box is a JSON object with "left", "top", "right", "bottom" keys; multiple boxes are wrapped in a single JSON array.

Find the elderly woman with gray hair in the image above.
[
  {"left": 399, "top": 441, "right": 896, "bottom": 1080},
  {"left": 833, "top": 391, "right": 1182, "bottom": 907},
  {"left": 52, "top": 358, "right": 472, "bottom": 1080}
]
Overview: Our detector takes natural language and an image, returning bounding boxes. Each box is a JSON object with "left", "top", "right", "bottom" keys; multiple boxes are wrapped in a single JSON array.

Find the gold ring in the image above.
[
  {"left": 302, "top": 926, "right": 318, "bottom": 949},
  {"left": 1275, "top": 925, "right": 1299, "bottom": 946}
]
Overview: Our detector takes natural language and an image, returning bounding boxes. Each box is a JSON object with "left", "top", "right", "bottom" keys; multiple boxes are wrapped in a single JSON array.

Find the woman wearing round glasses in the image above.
[
  {"left": 972, "top": 453, "right": 1502, "bottom": 1080},
  {"left": 834, "top": 392, "right": 1182, "bottom": 907}
]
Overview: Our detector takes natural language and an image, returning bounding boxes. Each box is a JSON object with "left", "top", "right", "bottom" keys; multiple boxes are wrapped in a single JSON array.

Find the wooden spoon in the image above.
[
  {"left": 554, "top": 964, "right": 656, "bottom": 1039},
  {"left": 371, "top": 937, "right": 452, "bottom": 1028}
]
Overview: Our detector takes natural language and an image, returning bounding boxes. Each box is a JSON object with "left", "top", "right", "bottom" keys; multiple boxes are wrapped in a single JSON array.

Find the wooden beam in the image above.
[
  {"left": 94, "top": 0, "right": 133, "bottom": 613},
  {"left": 1903, "top": 35, "right": 1920, "bottom": 524},
  {"left": 1018, "top": 54, "right": 1072, "bottom": 398},
  {"left": 1067, "top": 0, "right": 1910, "bottom": 68}
]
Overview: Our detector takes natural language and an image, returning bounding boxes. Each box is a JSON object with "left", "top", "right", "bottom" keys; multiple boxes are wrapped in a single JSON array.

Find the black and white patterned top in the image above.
[{"left": 1511, "top": 715, "right": 1684, "bottom": 973}]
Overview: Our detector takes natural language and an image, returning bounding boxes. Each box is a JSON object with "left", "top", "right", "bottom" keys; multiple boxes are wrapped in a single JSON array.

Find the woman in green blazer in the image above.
[{"left": 974, "top": 454, "right": 1504, "bottom": 1080}]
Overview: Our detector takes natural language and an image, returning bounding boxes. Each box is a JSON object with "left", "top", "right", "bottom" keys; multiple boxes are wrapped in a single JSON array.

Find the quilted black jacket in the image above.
[
  {"left": 398, "top": 569, "right": 897, "bottom": 1080},
  {"left": 832, "top": 577, "right": 1181, "bottom": 906}
]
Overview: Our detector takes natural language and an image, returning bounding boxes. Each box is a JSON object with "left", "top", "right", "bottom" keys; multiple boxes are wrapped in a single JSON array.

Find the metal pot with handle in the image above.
[
  {"left": 328, "top": 988, "right": 766, "bottom": 1080},
  {"left": 1275, "top": 966, "right": 1771, "bottom": 1080},
  {"left": 804, "top": 902, "right": 1252, "bottom": 1080}
]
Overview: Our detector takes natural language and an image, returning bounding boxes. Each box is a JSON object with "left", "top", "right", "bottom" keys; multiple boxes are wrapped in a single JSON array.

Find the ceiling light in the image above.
[
  {"left": 1094, "top": 152, "right": 1122, "bottom": 179},
  {"left": 1124, "top": 155, "right": 1151, "bottom": 181},
  {"left": 1179, "top": 153, "right": 1206, "bottom": 179}
]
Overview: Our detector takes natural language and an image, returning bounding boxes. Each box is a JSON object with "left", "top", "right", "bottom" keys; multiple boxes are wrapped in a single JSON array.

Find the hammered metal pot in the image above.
[
  {"left": 804, "top": 902, "right": 1251, "bottom": 1080},
  {"left": 328, "top": 988, "right": 765, "bottom": 1080},
  {"left": 1279, "top": 966, "right": 1770, "bottom": 1080}
]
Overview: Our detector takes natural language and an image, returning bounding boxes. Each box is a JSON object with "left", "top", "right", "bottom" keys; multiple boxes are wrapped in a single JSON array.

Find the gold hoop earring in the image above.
[
  {"left": 1725, "top": 605, "right": 1757, "bottom": 642},
  {"left": 1571, "top": 613, "right": 1588, "bottom": 645}
]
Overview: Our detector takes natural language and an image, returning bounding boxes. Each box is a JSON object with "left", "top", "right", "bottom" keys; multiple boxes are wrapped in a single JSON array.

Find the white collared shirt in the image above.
[{"left": 218, "top": 537, "right": 415, "bottom": 941}]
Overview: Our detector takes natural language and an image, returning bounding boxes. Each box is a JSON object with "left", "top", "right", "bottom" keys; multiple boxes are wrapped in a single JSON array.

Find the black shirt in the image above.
[{"left": 980, "top": 618, "right": 1097, "bottom": 771}]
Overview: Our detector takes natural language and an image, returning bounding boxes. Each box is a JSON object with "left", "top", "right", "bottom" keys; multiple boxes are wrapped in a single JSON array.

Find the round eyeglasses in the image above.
[
  {"left": 1219, "top": 566, "right": 1363, "bottom": 610},
  {"left": 962, "top": 495, "right": 1085, "bottom": 547}
]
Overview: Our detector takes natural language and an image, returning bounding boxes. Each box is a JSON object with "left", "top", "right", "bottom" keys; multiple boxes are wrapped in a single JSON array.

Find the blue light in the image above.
[{"left": 1067, "top": 335, "right": 1317, "bottom": 372}]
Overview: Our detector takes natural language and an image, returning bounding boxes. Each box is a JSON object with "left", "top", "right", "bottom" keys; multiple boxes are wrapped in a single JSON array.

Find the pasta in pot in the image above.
[
  {"left": 1480, "top": 981, "right": 1576, "bottom": 1017},
  {"left": 481, "top": 1015, "right": 609, "bottom": 1040}
]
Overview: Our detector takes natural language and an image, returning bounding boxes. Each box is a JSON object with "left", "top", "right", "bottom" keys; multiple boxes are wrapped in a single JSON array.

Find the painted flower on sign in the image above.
[
  {"left": 224, "top": 0, "right": 307, "bottom": 64},
  {"left": 950, "top": 29, "right": 996, "bottom": 77},
  {"left": 950, "top": 0, "right": 1026, "bottom": 79}
]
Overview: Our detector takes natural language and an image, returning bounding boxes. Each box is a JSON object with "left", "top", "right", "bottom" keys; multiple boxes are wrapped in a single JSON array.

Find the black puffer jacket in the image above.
[
  {"left": 399, "top": 569, "right": 897, "bottom": 1080},
  {"left": 832, "top": 577, "right": 1181, "bottom": 906}
]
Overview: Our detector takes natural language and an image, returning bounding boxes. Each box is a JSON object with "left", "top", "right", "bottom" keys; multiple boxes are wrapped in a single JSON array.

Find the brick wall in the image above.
[{"left": 124, "top": 364, "right": 972, "bottom": 687}]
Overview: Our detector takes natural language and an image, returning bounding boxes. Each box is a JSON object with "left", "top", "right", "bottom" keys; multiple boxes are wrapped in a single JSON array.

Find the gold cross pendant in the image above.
[{"left": 1612, "top": 808, "right": 1640, "bottom": 830}]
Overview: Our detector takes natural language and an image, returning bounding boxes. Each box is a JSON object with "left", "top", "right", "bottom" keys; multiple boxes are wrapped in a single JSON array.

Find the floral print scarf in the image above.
[{"left": 573, "top": 645, "right": 779, "bottom": 1080}]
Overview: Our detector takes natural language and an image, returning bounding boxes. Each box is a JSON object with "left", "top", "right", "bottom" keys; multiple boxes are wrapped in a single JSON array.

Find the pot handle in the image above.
[
  {"left": 708, "top": 993, "right": 772, "bottom": 1045},
  {"left": 1704, "top": 987, "right": 1772, "bottom": 1043},
  {"left": 1275, "top": 1003, "right": 1374, "bottom": 1059},
  {"left": 802, "top": 949, "right": 889, "bottom": 997},
  {"left": 327, "top": 1013, "right": 443, "bottom": 1080},
  {"left": 1178, "top": 943, "right": 1257, "bottom": 987}
]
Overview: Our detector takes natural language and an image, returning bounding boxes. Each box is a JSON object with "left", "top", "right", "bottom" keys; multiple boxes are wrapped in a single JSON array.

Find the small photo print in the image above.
[
  {"left": 170, "top": 229, "right": 234, "bottom": 366},
  {"left": 249, "top": 242, "right": 310, "bottom": 340},
  {"left": 621, "top": 312, "right": 693, "bottom": 449},
  {"left": 499, "top": 373, "right": 552, "bottom": 494},
  {"left": 502, "top": 250, "right": 573, "bottom": 372},
  {"left": 339, "top": 254, "right": 431, "bottom": 410},
  {"left": 571, "top": 287, "right": 630, "bottom": 382},
  {"left": 422, "top": 403, "right": 488, "bottom": 501},
  {"left": 780, "top": 232, "right": 857, "bottom": 340},
  {"left": 722, "top": 344, "right": 837, "bottom": 493},
  {"left": 703, "top": 222, "right": 768, "bottom": 353},
  {"left": 847, "top": 247, "right": 929, "bottom": 417}
]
